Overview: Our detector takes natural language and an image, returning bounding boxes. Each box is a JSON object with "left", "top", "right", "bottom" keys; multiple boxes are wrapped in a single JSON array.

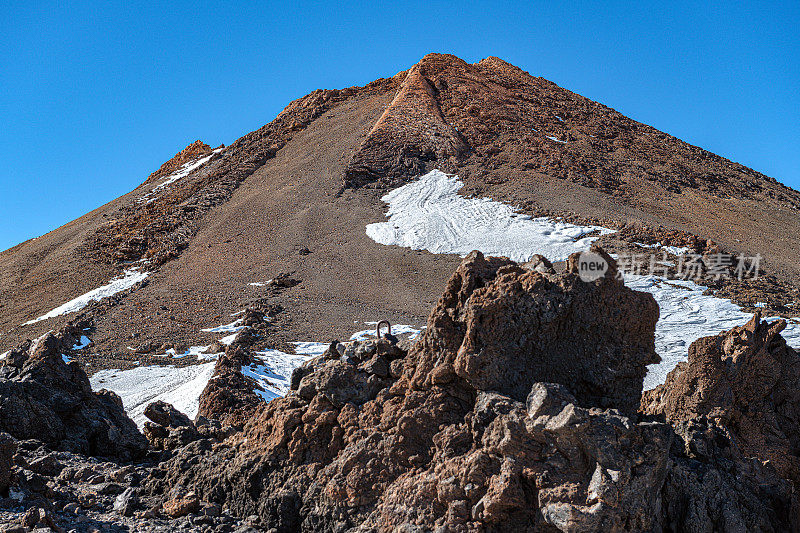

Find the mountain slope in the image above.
[{"left": 2, "top": 52, "right": 799, "bottom": 363}]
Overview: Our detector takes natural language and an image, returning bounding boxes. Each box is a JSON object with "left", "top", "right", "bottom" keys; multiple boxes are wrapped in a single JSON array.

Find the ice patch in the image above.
[
  {"left": 61, "top": 354, "right": 72, "bottom": 364},
  {"left": 23, "top": 269, "right": 148, "bottom": 325},
  {"left": 366, "top": 170, "right": 613, "bottom": 263},
  {"left": 89, "top": 362, "right": 216, "bottom": 428}
]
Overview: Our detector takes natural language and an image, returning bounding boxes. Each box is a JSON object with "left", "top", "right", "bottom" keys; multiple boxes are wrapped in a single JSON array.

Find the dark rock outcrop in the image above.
[
  {"left": 0, "top": 432, "right": 16, "bottom": 493},
  {"left": 0, "top": 325, "right": 147, "bottom": 461}
]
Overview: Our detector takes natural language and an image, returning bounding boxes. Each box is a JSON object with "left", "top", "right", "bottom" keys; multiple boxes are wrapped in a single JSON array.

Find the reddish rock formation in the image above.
[
  {"left": 146, "top": 250, "right": 676, "bottom": 531},
  {"left": 642, "top": 312, "right": 800, "bottom": 527},
  {"left": 196, "top": 335, "right": 265, "bottom": 427},
  {"left": 143, "top": 140, "right": 213, "bottom": 185},
  {"left": 408, "top": 246, "right": 658, "bottom": 414}
]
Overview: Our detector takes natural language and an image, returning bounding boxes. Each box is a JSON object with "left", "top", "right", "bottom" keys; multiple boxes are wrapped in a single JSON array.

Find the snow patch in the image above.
[
  {"left": 626, "top": 275, "right": 800, "bottom": 390},
  {"left": 350, "top": 322, "right": 424, "bottom": 341},
  {"left": 23, "top": 269, "right": 148, "bottom": 325},
  {"left": 201, "top": 319, "right": 245, "bottom": 334},
  {"left": 366, "top": 170, "right": 613, "bottom": 263},
  {"left": 663, "top": 245, "right": 692, "bottom": 256},
  {"left": 546, "top": 136, "right": 567, "bottom": 144},
  {"left": 242, "top": 349, "right": 309, "bottom": 402},
  {"left": 291, "top": 342, "right": 329, "bottom": 356},
  {"left": 90, "top": 362, "right": 216, "bottom": 428}
]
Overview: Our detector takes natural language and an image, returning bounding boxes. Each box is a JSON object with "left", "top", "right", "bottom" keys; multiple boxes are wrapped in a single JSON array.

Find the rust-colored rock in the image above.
[
  {"left": 146, "top": 250, "right": 674, "bottom": 531},
  {"left": 642, "top": 312, "right": 800, "bottom": 485},
  {"left": 409, "top": 247, "right": 657, "bottom": 414},
  {"left": 143, "top": 140, "right": 213, "bottom": 185},
  {"left": 162, "top": 492, "right": 200, "bottom": 518}
]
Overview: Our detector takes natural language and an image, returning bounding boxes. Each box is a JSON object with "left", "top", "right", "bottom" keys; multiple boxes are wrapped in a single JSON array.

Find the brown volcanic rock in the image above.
[
  {"left": 346, "top": 58, "right": 469, "bottom": 187},
  {"left": 146, "top": 251, "right": 673, "bottom": 531},
  {"left": 642, "top": 312, "right": 800, "bottom": 484},
  {"left": 143, "top": 140, "right": 213, "bottom": 185},
  {"left": 88, "top": 78, "right": 401, "bottom": 266},
  {"left": 408, "top": 247, "right": 659, "bottom": 414},
  {"left": 345, "top": 53, "right": 800, "bottom": 207},
  {"left": 0, "top": 324, "right": 146, "bottom": 461},
  {"left": 197, "top": 337, "right": 264, "bottom": 426}
]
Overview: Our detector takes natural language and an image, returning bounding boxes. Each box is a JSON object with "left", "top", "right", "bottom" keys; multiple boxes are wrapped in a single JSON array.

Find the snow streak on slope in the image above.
[
  {"left": 137, "top": 147, "right": 222, "bottom": 204},
  {"left": 365, "top": 170, "right": 614, "bottom": 262},
  {"left": 365, "top": 170, "right": 800, "bottom": 390},
  {"left": 90, "top": 362, "right": 216, "bottom": 428},
  {"left": 23, "top": 269, "right": 148, "bottom": 325}
]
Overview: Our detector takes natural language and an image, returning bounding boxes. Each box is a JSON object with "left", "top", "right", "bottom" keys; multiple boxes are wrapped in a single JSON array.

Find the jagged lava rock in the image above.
[
  {"left": 146, "top": 249, "right": 672, "bottom": 531},
  {"left": 409, "top": 247, "right": 659, "bottom": 414},
  {"left": 0, "top": 324, "right": 147, "bottom": 461},
  {"left": 643, "top": 311, "right": 800, "bottom": 478}
]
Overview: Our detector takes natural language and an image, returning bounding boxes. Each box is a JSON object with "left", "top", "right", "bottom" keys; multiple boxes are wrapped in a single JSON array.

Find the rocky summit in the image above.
[{"left": 1, "top": 52, "right": 800, "bottom": 531}]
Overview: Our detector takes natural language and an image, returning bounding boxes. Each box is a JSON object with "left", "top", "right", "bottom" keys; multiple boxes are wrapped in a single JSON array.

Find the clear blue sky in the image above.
[{"left": 1, "top": 1, "right": 798, "bottom": 252}]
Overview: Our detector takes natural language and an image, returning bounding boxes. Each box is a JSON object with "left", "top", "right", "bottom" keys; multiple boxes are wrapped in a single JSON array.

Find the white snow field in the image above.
[
  {"left": 366, "top": 170, "right": 800, "bottom": 389},
  {"left": 90, "top": 362, "right": 216, "bottom": 428},
  {"left": 23, "top": 269, "right": 148, "bottom": 325},
  {"left": 365, "top": 170, "right": 614, "bottom": 263},
  {"left": 89, "top": 317, "right": 424, "bottom": 423}
]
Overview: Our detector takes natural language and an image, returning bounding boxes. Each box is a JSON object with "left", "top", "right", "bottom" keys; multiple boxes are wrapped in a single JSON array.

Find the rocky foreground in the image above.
[{"left": 1, "top": 248, "right": 799, "bottom": 531}]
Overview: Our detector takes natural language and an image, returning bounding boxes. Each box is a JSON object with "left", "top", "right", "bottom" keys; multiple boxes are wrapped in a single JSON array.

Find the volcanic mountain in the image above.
[
  {"left": 3, "top": 52, "right": 800, "bottom": 530},
  {"left": 2, "top": 52, "right": 799, "bottom": 375}
]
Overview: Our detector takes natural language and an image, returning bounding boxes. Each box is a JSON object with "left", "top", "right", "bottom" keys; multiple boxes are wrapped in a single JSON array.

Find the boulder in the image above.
[
  {"left": 0, "top": 325, "right": 146, "bottom": 461},
  {"left": 409, "top": 247, "right": 658, "bottom": 414}
]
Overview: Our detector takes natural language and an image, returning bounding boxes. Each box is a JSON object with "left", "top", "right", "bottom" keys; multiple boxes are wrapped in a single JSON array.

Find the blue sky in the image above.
[{"left": 1, "top": 1, "right": 798, "bottom": 252}]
